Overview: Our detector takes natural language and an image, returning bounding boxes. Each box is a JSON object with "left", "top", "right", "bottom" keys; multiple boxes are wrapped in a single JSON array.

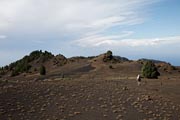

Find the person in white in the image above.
[{"left": 136, "top": 74, "right": 141, "bottom": 86}]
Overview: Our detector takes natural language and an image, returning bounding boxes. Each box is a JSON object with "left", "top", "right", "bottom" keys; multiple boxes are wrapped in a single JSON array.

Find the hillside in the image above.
[
  {"left": 0, "top": 50, "right": 180, "bottom": 120},
  {"left": 0, "top": 50, "right": 129, "bottom": 78},
  {"left": 0, "top": 50, "right": 178, "bottom": 80},
  {"left": 0, "top": 50, "right": 67, "bottom": 77}
]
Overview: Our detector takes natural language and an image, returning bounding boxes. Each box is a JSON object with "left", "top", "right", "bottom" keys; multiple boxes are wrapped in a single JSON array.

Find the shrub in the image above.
[
  {"left": 40, "top": 65, "right": 46, "bottom": 75},
  {"left": 141, "top": 61, "right": 160, "bottom": 78},
  {"left": 103, "top": 50, "right": 113, "bottom": 62},
  {"left": 13, "top": 62, "right": 31, "bottom": 74},
  {"left": 106, "top": 50, "right": 113, "bottom": 59}
]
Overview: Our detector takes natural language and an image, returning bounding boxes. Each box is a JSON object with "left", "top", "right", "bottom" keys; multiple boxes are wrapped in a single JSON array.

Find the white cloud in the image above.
[
  {"left": 120, "top": 36, "right": 180, "bottom": 47},
  {"left": 0, "top": 0, "right": 158, "bottom": 33},
  {"left": 74, "top": 35, "right": 180, "bottom": 47},
  {"left": 74, "top": 31, "right": 134, "bottom": 47}
]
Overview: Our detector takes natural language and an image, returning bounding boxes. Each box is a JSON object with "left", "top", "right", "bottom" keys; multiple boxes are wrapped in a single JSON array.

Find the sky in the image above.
[{"left": 0, "top": 0, "right": 180, "bottom": 66}]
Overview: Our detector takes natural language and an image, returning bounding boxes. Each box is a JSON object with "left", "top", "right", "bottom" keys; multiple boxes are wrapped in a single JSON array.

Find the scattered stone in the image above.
[
  {"left": 111, "top": 105, "right": 117, "bottom": 109},
  {"left": 148, "top": 111, "right": 153, "bottom": 114},
  {"left": 116, "top": 114, "right": 123, "bottom": 119},
  {"left": 98, "top": 97, "right": 103, "bottom": 101},
  {"left": 122, "top": 86, "right": 128, "bottom": 91},
  {"left": 41, "top": 108, "right": 45, "bottom": 111},
  {"left": 71, "top": 94, "right": 76, "bottom": 97},
  {"left": 145, "top": 95, "right": 152, "bottom": 101},
  {"left": 74, "top": 111, "right": 81, "bottom": 115},
  {"left": 100, "top": 105, "right": 107, "bottom": 108},
  {"left": 113, "top": 109, "right": 118, "bottom": 113},
  {"left": 68, "top": 113, "right": 74, "bottom": 117},
  {"left": 90, "top": 106, "right": 94, "bottom": 110}
]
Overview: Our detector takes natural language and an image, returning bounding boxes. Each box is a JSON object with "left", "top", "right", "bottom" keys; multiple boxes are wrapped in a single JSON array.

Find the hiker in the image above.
[{"left": 136, "top": 74, "right": 141, "bottom": 86}]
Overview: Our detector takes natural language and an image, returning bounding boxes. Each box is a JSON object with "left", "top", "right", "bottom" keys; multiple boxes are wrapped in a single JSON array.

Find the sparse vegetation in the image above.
[
  {"left": 2, "top": 50, "right": 54, "bottom": 77},
  {"left": 10, "top": 61, "right": 32, "bottom": 77},
  {"left": 141, "top": 61, "right": 160, "bottom": 79},
  {"left": 40, "top": 65, "right": 46, "bottom": 75}
]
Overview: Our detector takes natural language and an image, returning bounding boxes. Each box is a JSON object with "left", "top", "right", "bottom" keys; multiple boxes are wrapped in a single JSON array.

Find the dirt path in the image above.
[{"left": 0, "top": 79, "right": 180, "bottom": 120}]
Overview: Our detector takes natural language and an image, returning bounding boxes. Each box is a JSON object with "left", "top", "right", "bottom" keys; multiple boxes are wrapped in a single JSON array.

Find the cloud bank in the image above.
[
  {"left": 74, "top": 34, "right": 180, "bottom": 47},
  {"left": 0, "top": 0, "right": 157, "bottom": 33}
]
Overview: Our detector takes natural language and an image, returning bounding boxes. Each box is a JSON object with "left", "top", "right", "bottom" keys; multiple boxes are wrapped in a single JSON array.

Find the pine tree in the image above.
[
  {"left": 40, "top": 65, "right": 46, "bottom": 75},
  {"left": 141, "top": 61, "right": 160, "bottom": 78}
]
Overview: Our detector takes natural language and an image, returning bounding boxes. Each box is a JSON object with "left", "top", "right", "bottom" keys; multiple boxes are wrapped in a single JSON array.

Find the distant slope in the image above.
[
  {"left": 114, "top": 56, "right": 129, "bottom": 62},
  {"left": 138, "top": 58, "right": 167, "bottom": 64}
]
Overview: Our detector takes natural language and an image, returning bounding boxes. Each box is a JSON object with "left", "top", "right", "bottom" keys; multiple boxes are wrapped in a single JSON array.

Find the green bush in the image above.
[
  {"left": 14, "top": 62, "right": 31, "bottom": 73},
  {"left": 141, "top": 61, "right": 160, "bottom": 78},
  {"left": 106, "top": 50, "right": 113, "bottom": 59},
  {"left": 103, "top": 50, "right": 113, "bottom": 62},
  {"left": 40, "top": 65, "right": 46, "bottom": 75}
]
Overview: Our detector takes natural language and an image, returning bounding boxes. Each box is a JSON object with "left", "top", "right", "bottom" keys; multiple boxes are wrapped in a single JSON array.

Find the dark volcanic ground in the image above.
[{"left": 0, "top": 78, "right": 180, "bottom": 120}]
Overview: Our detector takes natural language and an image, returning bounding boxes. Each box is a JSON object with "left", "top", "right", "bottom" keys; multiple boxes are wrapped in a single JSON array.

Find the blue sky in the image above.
[{"left": 0, "top": 0, "right": 180, "bottom": 66}]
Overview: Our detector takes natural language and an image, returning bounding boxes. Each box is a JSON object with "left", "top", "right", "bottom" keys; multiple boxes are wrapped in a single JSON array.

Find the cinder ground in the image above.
[
  {"left": 0, "top": 77, "right": 180, "bottom": 120},
  {"left": 1, "top": 57, "right": 180, "bottom": 120}
]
